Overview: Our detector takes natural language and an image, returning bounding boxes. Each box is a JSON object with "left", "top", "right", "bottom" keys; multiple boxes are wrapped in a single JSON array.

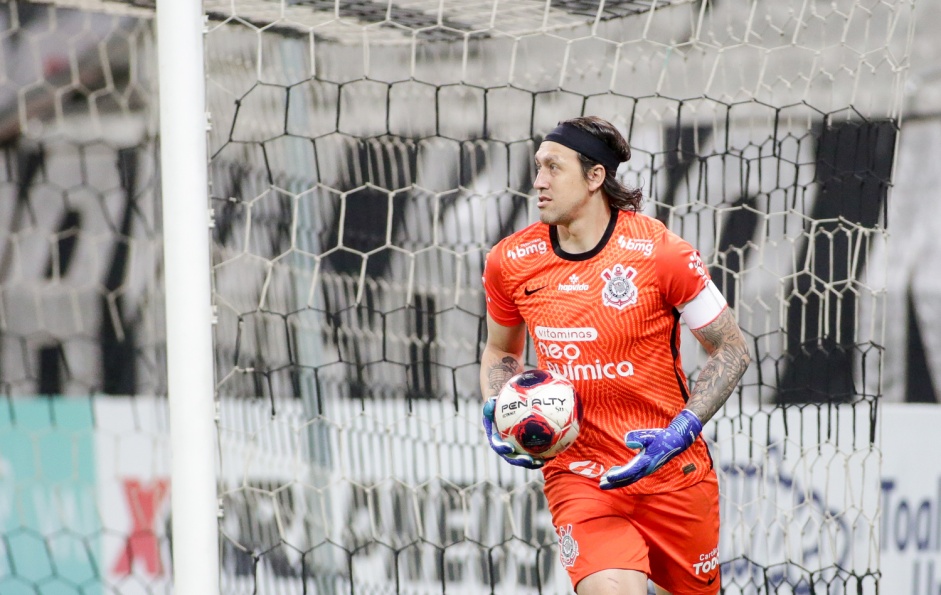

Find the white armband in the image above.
[{"left": 677, "top": 280, "right": 727, "bottom": 330}]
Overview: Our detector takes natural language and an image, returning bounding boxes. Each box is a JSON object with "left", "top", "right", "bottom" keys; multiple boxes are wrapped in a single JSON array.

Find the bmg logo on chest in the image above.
[
  {"left": 506, "top": 239, "right": 547, "bottom": 259},
  {"left": 617, "top": 236, "right": 654, "bottom": 256}
]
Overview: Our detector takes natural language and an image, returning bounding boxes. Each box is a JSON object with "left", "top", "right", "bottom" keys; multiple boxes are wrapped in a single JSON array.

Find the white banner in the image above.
[
  {"left": 3, "top": 396, "right": 939, "bottom": 593},
  {"left": 879, "top": 404, "right": 941, "bottom": 593}
]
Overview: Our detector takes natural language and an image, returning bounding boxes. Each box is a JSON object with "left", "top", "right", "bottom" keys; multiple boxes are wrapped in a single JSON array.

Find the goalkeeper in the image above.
[{"left": 479, "top": 116, "right": 750, "bottom": 595}]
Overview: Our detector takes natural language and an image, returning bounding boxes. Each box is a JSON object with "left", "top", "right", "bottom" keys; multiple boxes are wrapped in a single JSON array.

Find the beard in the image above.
[{"left": 538, "top": 205, "right": 573, "bottom": 226}]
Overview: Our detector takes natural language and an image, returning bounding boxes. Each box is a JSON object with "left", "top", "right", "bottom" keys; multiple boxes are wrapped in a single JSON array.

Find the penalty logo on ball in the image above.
[{"left": 494, "top": 369, "right": 582, "bottom": 460}]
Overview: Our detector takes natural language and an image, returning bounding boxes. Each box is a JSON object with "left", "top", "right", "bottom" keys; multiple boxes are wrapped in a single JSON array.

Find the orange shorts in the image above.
[{"left": 546, "top": 471, "right": 721, "bottom": 594}]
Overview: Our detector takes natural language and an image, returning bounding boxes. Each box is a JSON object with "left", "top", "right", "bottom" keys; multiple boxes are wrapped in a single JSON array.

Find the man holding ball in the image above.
[{"left": 479, "top": 116, "right": 750, "bottom": 595}]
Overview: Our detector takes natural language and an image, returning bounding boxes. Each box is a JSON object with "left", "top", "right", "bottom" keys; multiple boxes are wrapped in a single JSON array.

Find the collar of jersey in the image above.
[{"left": 550, "top": 209, "right": 619, "bottom": 261}]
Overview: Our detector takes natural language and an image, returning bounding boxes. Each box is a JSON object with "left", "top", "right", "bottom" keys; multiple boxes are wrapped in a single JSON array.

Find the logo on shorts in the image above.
[
  {"left": 557, "top": 524, "right": 579, "bottom": 568},
  {"left": 693, "top": 546, "right": 720, "bottom": 577}
]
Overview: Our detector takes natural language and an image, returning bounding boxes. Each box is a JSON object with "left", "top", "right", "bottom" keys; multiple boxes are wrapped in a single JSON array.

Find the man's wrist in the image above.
[{"left": 671, "top": 409, "right": 703, "bottom": 447}]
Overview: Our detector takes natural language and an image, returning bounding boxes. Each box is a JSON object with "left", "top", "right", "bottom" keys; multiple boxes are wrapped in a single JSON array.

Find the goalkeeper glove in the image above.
[
  {"left": 599, "top": 409, "right": 702, "bottom": 490},
  {"left": 482, "top": 396, "right": 544, "bottom": 469}
]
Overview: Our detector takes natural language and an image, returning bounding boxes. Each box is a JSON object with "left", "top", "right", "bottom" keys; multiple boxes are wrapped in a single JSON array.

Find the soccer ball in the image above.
[{"left": 493, "top": 369, "right": 582, "bottom": 460}]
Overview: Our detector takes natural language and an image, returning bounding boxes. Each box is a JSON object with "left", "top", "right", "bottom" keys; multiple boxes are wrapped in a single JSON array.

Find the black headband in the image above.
[{"left": 544, "top": 122, "right": 622, "bottom": 175}]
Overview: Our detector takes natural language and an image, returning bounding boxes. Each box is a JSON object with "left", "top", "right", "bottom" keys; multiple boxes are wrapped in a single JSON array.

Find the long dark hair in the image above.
[{"left": 561, "top": 116, "right": 643, "bottom": 211}]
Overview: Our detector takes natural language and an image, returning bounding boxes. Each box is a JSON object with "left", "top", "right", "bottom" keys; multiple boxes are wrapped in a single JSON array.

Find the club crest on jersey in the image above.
[
  {"left": 600, "top": 264, "right": 638, "bottom": 310},
  {"left": 557, "top": 524, "right": 579, "bottom": 568}
]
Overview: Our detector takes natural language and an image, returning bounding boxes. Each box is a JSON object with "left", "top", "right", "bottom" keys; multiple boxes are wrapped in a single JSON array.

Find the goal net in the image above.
[
  {"left": 0, "top": 0, "right": 917, "bottom": 594},
  {"left": 202, "top": 2, "right": 912, "bottom": 593}
]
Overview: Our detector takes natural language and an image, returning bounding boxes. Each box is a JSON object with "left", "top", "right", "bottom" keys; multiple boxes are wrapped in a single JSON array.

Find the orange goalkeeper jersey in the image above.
[{"left": 483, "top": 209, "right": 717, "bottom": 495}]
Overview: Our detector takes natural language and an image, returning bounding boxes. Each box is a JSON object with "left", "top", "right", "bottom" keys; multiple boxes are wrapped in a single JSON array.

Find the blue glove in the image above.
[
  {"left": 600, "top": 409, "right": 702, "bottom": 490},
  {"left": 482, "top": 396, "right": 544, "bottom": 469}
]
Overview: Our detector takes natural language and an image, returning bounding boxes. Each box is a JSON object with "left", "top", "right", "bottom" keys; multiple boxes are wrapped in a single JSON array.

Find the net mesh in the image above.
[
  {"left": 202, "top": 2, "right": 912, "bottom": 593},
  {"left": 0, "top": 4, "right": 166, "bottom": 594},
  {"left": 0, "top": 0, "right": 919, "bottom": 594}
]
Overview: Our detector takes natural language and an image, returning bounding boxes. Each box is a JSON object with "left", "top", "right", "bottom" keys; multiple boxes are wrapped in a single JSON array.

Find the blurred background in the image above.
[{"left": 0, "top": 1, "right": 938, "bottom": 593}]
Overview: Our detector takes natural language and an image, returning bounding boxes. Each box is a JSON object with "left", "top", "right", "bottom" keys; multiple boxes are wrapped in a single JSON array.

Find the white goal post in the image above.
[
  {"left": 156, "top": 1, "right": 219, "bottom": 594},
  {"left": 0, "top": 1, "right": 922, "bottom": 594}
]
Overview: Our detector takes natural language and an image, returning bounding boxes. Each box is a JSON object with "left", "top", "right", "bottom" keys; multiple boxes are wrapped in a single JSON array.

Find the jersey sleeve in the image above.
[
  {"left": 655, "top": 229, "right": 712, "bottom": 308},
  {"left": 482, "top": 245, "right": 524, "bottom": 326}
]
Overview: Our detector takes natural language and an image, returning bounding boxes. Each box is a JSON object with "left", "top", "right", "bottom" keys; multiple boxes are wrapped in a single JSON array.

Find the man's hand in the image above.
[
  {"left": 482, "top": 396, "right": 544, "bottom": 469},
  {"left": 600, "top": 409, "right": 702, "bottom": 490}
]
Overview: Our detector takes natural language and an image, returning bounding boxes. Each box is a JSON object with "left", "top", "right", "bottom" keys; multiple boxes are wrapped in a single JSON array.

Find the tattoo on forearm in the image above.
[
  {"left": 486, "top": 356, "right": 522, "bottom": 396},
  {"left": 687, "top": 308, "right": 751, "bottom": 423}
]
